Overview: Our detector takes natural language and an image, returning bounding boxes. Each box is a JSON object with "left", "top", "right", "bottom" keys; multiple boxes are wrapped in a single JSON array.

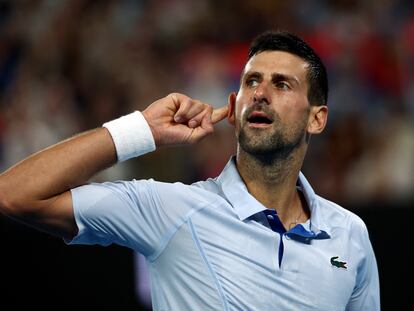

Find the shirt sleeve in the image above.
[
  {"left": 67, "top": 179, "right": 179, "bottom": 257},
  {"left": 346, "top": 220, "right": 380, "bottom": 311}
]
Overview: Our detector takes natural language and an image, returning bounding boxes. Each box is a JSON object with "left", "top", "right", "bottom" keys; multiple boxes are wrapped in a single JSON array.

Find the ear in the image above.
[
  {"left": 307, "top": 105, "right": 328, "bottom": 134},
  {"left": 227, "top": 92, "right": 237, "bottom": 126}
]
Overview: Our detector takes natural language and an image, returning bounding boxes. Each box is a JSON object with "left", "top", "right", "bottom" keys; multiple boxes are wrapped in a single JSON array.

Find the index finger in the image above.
[{"left": 211, "top": 105, "right": 229, "bottom": 124}]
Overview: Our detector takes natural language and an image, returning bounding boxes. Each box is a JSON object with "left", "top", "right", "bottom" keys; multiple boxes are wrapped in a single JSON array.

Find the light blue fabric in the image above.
[{"left": 69, "top": 157, "right": 380, "bottom": 310}]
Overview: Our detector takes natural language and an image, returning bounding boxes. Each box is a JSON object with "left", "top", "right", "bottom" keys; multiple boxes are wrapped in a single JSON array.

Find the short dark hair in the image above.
[{"left": 248, "top": 31, "right": 328, "bottom": 106}]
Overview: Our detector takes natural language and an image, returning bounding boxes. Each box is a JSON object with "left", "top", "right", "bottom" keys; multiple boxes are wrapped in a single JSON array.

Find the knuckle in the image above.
[
  {"left": 184, "top": 97, "right": 193, "bottom": 107},
  {"left": 169, "top": 92, "right": 178, "bottom": 100},
  {"left": 191, "top": 99, "right": 200, "bottom": 107},
  {"left": 170, "top": 92, "right": 184, "bottom": 98}
]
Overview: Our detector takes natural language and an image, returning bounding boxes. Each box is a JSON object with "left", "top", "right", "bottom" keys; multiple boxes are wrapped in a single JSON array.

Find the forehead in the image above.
[{"left": 243, "top": 51, "right": 309, "bottom": 81}]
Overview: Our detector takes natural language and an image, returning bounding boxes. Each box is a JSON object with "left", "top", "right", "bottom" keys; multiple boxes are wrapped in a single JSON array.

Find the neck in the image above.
[{"left": 236, "top": 147, "right": 309, "bottom": 228}]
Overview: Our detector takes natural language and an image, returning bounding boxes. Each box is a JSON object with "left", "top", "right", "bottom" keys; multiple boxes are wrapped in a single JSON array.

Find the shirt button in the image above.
[{"left": 267, "top": 215, "right": 274, "bottom": 220}]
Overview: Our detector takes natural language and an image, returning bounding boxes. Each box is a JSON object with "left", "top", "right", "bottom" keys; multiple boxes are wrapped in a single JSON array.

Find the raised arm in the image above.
[{"left": 0, "top": 93, "right": 228, "bottom": 241}]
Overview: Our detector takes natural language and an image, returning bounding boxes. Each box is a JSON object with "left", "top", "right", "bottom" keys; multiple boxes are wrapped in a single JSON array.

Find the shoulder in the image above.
[
  {"left": 316, "top": 195, "right": 370, "bottom": 242},
  {"left": 137, "top": 177, "right": 225, "bottom": 208}
]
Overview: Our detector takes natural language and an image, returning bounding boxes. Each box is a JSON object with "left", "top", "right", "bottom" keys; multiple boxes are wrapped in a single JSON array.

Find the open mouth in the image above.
[{"left": 247, "top": 112, "right": 273, "bottom": 126}]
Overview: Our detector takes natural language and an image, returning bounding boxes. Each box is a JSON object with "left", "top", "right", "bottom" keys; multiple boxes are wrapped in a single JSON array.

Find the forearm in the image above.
[
  {"left": 0, "top": 128, "right": 116, "bottom": 214},
  {"left": 0, "top": 93, "right": 227, "bottom": 237}
]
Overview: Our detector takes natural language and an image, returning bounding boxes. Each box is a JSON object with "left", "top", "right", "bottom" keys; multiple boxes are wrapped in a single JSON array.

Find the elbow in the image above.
[
  {"left": 0, "top": 189, "right": 19, "bottom": 218},
  {"left": 0, "top": 174, "right": 44, "bottom": 221},
  {"left": 0, "top": 177, "right": 10, "bottom": 215},
  {"left": 0, "top": 193, "right": 39, "bottom": 222},
  {"left": 0, "top": 183, "right": 29, "bottom": 218},
  {"left": 0, "top": 190, "right": 16, "bottom": 217}
]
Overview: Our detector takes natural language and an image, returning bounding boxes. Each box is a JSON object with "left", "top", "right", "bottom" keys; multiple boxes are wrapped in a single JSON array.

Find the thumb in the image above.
[{"left": 211, "top": 105, "right": 229, "bottom": 124}]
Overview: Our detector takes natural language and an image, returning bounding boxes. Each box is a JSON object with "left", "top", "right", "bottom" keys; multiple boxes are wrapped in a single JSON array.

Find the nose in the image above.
[{"left": 253, "top": 82, "right": 270, "bottom": 105}]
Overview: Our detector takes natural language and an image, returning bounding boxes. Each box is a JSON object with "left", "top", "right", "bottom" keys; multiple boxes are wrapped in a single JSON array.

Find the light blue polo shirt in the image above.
[{"left": 69, "top": 157, "right": 380, "bottom": 310}]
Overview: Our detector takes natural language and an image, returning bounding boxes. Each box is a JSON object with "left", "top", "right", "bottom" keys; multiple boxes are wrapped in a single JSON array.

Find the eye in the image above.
[
  {"left": 275, "top": 81, "right": 290, "bottom": 90},
  {"left": 246, "top": 77, "right": 259, "bottom": 87}
]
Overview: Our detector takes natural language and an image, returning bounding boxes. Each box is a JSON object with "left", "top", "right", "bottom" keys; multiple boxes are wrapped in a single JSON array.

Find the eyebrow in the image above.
[
  {"left": 272, "top": 73, "right": 299, "bottom": 86},
  {"left": 241, "top": 70, "right": 300, "bottom": 86}
]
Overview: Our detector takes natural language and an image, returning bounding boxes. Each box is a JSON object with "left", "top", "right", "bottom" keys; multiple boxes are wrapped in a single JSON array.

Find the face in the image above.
[{"left": 228, "top": 50, "right": 316, "bottom": 159}]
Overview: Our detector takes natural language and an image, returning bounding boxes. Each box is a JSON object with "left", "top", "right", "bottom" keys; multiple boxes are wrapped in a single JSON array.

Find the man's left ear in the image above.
[{"left": 307, "top": 105, "right": 328, "bottom": 134}]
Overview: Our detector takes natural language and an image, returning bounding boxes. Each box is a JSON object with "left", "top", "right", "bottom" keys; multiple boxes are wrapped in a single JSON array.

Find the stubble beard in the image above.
[{"left": 238, "top": 114, "right": 308, "bottom": 165}]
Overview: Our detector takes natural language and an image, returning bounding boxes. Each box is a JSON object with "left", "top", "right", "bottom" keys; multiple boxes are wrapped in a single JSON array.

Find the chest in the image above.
[{"left": 182, "top": 207, "right": 357, "bottom": 310}]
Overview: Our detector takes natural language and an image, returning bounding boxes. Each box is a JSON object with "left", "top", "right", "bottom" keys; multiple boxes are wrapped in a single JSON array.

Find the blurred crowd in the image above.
[{"left": 0, "top": 0, "right": 413, "bottom": 207}]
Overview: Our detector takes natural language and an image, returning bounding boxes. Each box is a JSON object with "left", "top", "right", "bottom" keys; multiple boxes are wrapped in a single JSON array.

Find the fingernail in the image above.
[
  {"left": 174, "top": 116, "right": 182, "bottom": 122},
  {"left": 189, "top": 120, "right": 197, "bottom": 128}
]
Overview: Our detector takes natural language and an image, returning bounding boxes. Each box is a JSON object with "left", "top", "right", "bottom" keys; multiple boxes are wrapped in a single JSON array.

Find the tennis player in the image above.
[{"left": 0, "top": 31, "right": 379, "bottom": 310}]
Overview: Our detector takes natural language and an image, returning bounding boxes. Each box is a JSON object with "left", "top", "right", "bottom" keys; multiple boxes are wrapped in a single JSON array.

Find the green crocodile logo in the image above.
[{"left": 330, "top": 256, "right": 347, "bottom": 269}]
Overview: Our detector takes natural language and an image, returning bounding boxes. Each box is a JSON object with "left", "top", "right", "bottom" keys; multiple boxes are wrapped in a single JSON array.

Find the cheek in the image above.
[
  {"left": 239, "top": 105, "right": 249, "bottom": 121},
  {"left": 235, "top": 93, "right": 249, "bottom": 123},
  {"left": 232, "top": 105, "right": 246, "bottom": 135},
  {"left": 281, "top": 95, "right": 309, "bottom": 120}
]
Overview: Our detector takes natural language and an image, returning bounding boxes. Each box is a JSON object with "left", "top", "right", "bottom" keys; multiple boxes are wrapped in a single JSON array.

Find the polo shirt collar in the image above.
[
  {"left": 218, "top": 157, "right": 331, "bottom": 236},
  {"left": 218, "top": 157, "right": 267, "bottom": 220},
  {"left": 296, "top": 169, "right": 330, "bottom": 234}
]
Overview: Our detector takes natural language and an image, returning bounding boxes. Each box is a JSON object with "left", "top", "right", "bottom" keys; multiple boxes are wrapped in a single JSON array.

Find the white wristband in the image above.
[{"left": 103, "top": 111, "right": 156, "bottom": 162}]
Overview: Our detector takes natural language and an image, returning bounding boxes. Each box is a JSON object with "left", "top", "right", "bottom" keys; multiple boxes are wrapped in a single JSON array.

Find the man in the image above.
[{"left": 0, "top": 31, "right": 379, "bottom": 310}]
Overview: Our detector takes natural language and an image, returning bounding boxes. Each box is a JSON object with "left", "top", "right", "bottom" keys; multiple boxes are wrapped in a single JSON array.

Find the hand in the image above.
[{"left": 142, "top": 93, "right": 229, "bottom": 147}]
